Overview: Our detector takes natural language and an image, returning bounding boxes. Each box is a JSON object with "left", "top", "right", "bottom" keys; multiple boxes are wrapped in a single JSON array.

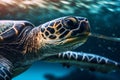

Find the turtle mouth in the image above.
[
  {"left": 59, "top": 32, "right": 89, "bottom": 46},
  {"left": 55, "top": 36, "right": 88, "bottom": 51}
]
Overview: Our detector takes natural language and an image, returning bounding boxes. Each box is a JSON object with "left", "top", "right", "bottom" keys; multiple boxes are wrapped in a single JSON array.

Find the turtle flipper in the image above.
[
  {"left": 41, "top": 51, "right": 120, "bottom": 73},
  {"left": 0, "top": 65, "right": 12, "bottom": 80},
  {"left": 0, "top": 55, "right": 13, "bottom": 80}
]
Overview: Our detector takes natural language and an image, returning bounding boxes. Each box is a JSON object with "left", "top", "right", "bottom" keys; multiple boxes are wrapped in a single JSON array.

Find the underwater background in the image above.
[{"left": 0, "top": 0, "right": 120, "bottom": 80}]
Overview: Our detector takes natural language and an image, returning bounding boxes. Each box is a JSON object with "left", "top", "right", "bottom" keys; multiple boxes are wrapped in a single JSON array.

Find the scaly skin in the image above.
[
  {"left": 0, "top": 16, "right": 120, "bottom": 80},
  {"left": 0, "top": 55, "right": 13, "bottom": 80}
]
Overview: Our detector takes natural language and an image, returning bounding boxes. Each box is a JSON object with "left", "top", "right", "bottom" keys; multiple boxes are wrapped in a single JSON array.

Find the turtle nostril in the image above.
[{"left": 85, "top": 18, "right": 88, "bottom": 21}]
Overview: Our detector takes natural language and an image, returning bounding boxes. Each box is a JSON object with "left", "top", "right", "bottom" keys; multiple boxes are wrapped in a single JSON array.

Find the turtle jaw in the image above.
[
  {"left": 37, "top": 36, "right": 89, "bottom": 58},
  {"left": 57, "top": 34, "right": 89, "bottom": 50}
]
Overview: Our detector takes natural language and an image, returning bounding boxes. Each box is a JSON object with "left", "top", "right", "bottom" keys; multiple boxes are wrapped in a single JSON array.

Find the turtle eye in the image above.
[{"left": 63, "top": 17, "right": 78, "bottom": 29}]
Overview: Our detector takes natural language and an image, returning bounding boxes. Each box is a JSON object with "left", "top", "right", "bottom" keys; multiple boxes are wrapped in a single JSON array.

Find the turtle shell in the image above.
[{"left": 0, "top": 20, "right": 34, "bottom": 43}]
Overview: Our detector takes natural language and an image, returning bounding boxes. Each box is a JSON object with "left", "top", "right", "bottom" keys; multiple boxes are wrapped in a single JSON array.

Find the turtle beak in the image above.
[
  {"left": 79, "top": 19, "right": 90, "bottom": 35},
  {"left": 70, "top": 18, "right": 90, "bottom": 38}
]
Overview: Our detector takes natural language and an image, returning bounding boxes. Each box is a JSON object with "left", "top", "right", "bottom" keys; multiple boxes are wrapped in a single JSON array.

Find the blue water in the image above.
[
  {"left": 0, "top": 0, "right": 120, "bottom": 80},
  {"left": 13, "top": 62, "right": 74, "bottom": 80}
]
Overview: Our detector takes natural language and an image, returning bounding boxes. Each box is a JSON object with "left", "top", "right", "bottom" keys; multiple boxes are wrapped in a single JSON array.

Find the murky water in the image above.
[{"left": 0, "top": 0, "right": 120, "bottom": 80}]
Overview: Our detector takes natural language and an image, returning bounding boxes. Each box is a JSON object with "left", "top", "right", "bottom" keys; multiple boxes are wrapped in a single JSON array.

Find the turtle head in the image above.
[{"left": 40, "top": 16, "right": 90, "bottom": 52}]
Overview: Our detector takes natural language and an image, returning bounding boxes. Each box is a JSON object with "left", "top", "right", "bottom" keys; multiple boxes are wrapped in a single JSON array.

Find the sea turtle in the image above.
[{"left": 0, "top": 16, "right": 120, "bottom": 80}]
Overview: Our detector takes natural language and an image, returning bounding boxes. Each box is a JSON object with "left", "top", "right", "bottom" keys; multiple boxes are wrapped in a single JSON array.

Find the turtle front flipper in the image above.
[
  {"left": 41, "top": 51, "right": 120, "bottom": 73},
  {"left": 0, "top": 55, "right": 13, "bottom": 80}
]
